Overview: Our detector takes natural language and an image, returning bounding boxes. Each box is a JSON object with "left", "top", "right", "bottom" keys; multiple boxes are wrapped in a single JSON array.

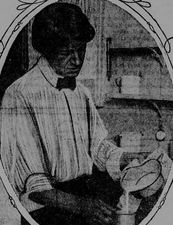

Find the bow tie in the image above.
[{"left": 56, "top": 77, "right": 76, "bottom": 91}]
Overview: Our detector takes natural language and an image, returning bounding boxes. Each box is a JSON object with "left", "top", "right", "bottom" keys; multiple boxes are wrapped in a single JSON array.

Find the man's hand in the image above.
[
  {"left": 81, "top": 198, "right": 115, "bottom": 225},
  {"left": 120, "top": 152, "right": 146, "bottom": 171}
]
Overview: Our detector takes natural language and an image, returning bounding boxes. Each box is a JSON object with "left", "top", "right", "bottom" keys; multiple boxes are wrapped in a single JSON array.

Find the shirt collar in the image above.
[{"left": 37, "top": 56, "right": 63, "bottom": 88}]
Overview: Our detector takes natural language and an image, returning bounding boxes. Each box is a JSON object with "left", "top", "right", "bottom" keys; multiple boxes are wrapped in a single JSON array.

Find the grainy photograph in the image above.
[{"left": 0, "top": 0, "right": 173, "bottom": 225}]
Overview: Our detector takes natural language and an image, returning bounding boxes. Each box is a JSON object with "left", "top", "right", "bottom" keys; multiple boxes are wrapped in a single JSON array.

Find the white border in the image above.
[{"left": 0, "top": 0, "right": 173, "bottom": 224}]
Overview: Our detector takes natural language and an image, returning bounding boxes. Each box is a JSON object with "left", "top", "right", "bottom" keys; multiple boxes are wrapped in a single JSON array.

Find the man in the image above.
[{"left": 0, "top": 3, "right": 161, "bottom": 225}]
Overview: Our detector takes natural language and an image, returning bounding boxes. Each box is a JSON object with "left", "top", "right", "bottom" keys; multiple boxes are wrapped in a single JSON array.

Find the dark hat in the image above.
[{"left": 32, "top": 3, "right": 95, "bottom": 58}]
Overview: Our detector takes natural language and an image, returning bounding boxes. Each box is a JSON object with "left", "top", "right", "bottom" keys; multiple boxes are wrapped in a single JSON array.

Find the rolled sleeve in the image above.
[
  {"left": 20, "top": 173, "right": 54, "bottom": 212},
  {"left": 94, "top": 139, "right": 125, "bottom": 180}
]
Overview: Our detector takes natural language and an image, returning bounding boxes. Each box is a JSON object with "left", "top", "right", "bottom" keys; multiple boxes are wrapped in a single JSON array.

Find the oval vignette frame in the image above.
[{"left": 0, "top": 0, "right": 173, "bottom": 225}]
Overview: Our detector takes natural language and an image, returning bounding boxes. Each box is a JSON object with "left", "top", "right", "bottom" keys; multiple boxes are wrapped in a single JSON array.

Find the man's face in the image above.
[{"left": 48, "top": 40, "right": 87, "bottom": 77}]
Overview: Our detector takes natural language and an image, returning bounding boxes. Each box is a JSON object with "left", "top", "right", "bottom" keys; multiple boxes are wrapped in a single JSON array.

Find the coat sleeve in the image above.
[{"left": 0, "top": 88, "right": 53, "bottom": 211}]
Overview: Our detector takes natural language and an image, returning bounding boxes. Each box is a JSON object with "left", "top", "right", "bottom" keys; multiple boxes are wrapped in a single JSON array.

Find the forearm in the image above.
[
  {"left": 29, "top": 188, "right": 82, "bottom": 214},
  {"left": 29, "top": 188, "right": 114, "bottom": 225}
]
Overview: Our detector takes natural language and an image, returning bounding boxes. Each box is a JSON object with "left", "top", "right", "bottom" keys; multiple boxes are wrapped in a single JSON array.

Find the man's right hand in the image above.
[{"left": 80, "top": 198, "right": 115, "bottom": 225}]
